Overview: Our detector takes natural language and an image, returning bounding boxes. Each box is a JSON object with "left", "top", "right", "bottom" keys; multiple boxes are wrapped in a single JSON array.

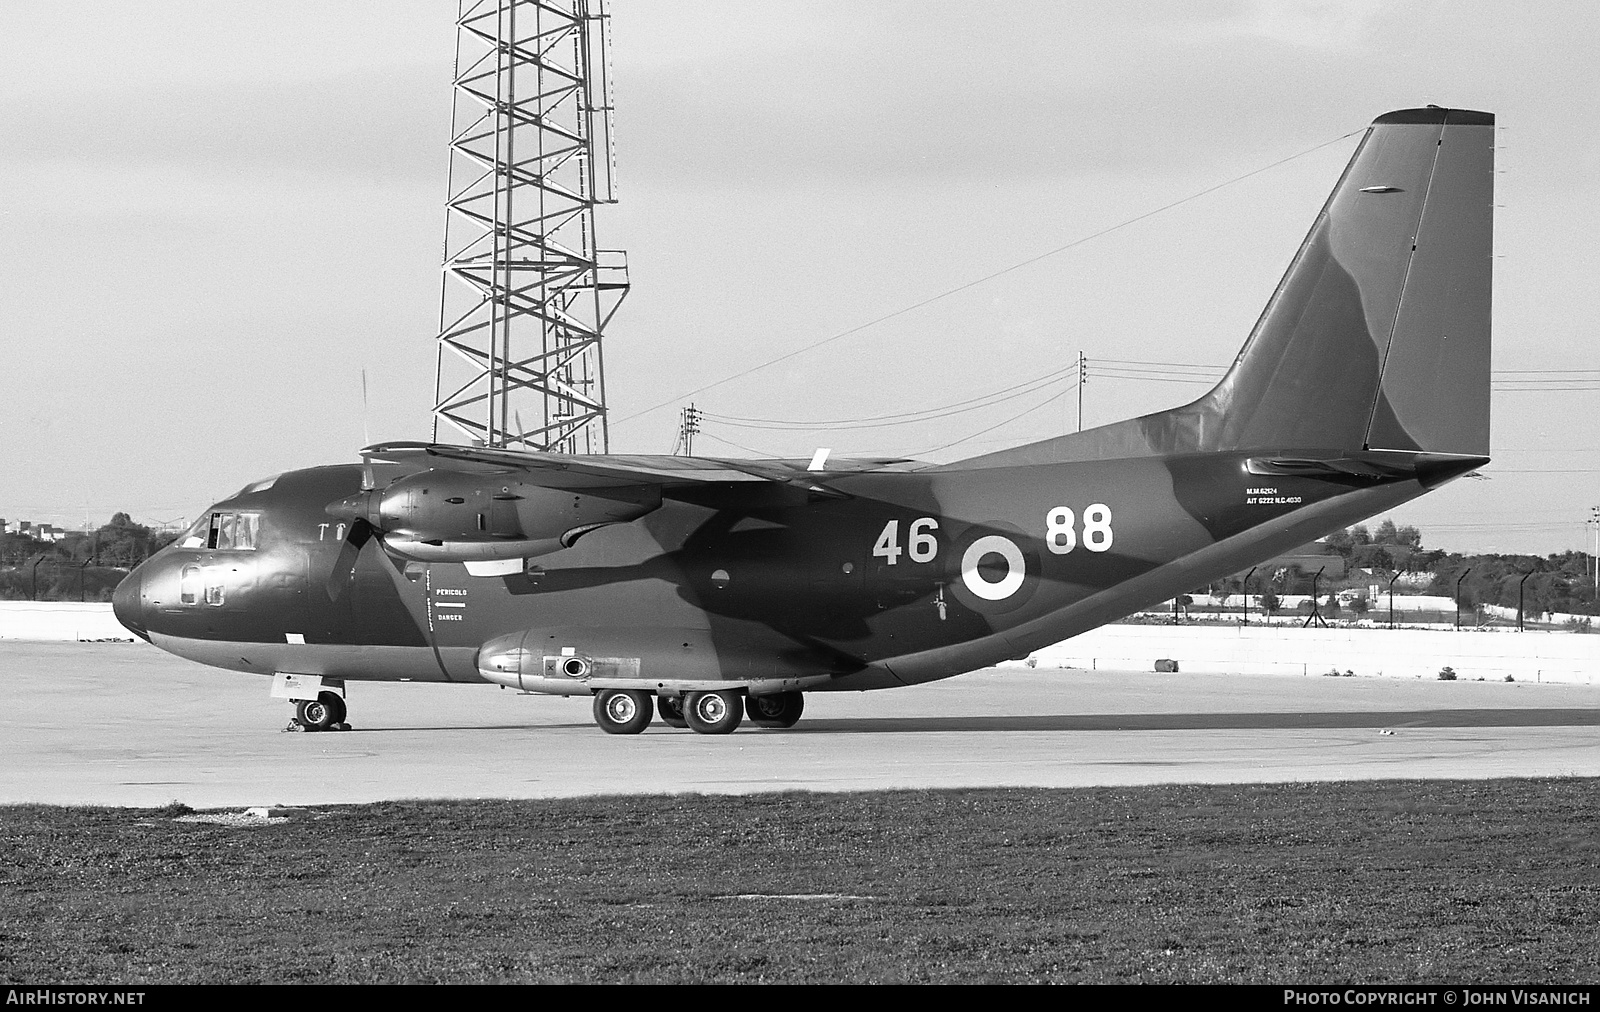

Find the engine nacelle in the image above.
[{"left": 328, "top": 471, "right": 660, "bottom": 562}]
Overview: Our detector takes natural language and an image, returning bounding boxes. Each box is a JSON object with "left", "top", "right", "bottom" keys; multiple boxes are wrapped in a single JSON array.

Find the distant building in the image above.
[{"left": 7, "top": 520, "right": 67, "bottom": 543}]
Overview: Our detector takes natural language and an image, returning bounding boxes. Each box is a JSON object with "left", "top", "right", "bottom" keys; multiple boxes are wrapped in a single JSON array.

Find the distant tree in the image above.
[
  {"left": 1324, "top": 528, "right": 1355, "bottom": 559},
  {"left": 1349, "top": 524, "right": 1372, "bottom": 547},
  {"left": 1260, "top": 591, "right": 1281, "bottom": 618},
  {"left": 1375, "top": 519, "right": 1400, "bottom": 544},
  {"left": 91, "top": 513, "right": 165, "bottom": 568},
  {"left": 1396, "top": 524, "right": 1423, "bottom": 550}
]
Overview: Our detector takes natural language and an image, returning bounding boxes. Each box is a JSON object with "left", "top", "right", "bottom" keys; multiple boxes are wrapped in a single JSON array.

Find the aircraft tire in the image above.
[
  {"left": 656, "top": 695, "right": 688, "bottom": 729},
  {"left": 746, "top": 691, "right": 804, "bottom": 729},
  {"left": 294, "top": 697, "right": 339, "bottom": 732},
  {"left": 683, "top": 690, "right": 743, "bottom": 735},
  {"left": 322, "top": 692, "right": 347, "bottom": 727},
  {"left": 593, "top": 689, "right": 653, "bottom": 735}
]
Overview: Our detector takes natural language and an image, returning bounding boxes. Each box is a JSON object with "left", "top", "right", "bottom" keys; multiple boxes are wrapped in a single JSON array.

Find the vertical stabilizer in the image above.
[
  {"left": 951, "top": 107, "right": 1493, "bottom": 469},
  {"left": 1360, "top": 110, "right": 1494, "bottom": 455}
]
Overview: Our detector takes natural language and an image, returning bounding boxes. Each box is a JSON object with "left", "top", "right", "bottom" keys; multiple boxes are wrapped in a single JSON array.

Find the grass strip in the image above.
[{"left": 2, "top": 779, "right": 1598, "bottom": 983}]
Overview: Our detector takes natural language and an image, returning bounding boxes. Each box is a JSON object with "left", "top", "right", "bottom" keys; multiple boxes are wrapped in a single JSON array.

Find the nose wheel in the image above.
[{"left": 292, "top": 692, "right": 349, "bottom": 732}]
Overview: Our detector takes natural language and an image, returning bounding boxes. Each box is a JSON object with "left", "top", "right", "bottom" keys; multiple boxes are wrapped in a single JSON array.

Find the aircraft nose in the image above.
[{"left": 112, "top": 569, "right": 149, "bottom": 642}]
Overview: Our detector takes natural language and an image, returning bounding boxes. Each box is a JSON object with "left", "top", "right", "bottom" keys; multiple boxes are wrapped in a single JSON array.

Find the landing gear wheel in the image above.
[
  {"left": 295, "top": 695, "right": 340, "bottom": 732},
  {"left": 322, "top": 692, "right": 347, "bottom": 727},
  {"left": 746, "top": 691, "right": 804, "bottom": 729},
  {"left": 683, "top": 689, "right": 743, "bottom": 735},
  {"left": 656, "top": 695, "right": 688, "bottom": 729},
  {"left": 593, "top": 689, "right": 653, "bottom": 735}
]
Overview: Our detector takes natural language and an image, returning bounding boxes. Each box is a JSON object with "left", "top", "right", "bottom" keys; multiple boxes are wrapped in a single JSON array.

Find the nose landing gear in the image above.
[{"left": 290, "top": 691, "right": 350, "bottom": 732}]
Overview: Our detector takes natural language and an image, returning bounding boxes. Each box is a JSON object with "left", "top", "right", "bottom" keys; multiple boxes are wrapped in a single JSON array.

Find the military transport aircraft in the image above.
[{"left": 113, "top": 107, "right": 1493, "bottom": 735}]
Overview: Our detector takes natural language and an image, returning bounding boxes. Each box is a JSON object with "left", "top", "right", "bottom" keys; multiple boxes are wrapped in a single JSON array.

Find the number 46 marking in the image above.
[{"left": 874, "top": 517, "right": 938, "bottom": 565}]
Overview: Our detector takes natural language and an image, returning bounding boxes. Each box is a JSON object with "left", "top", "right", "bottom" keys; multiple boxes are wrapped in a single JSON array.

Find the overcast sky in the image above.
[{"left": 3, "top": 1, "right": 1597, "bottom": 555}]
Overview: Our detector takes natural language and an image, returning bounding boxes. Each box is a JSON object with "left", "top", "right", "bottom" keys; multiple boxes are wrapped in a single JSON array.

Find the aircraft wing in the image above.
[{"left": 361, "top": 441, "right": 925, "bottom": 494}]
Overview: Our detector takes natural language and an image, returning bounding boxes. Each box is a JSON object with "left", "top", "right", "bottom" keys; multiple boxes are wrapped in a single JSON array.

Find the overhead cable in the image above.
[{"left": 612, "top": 127, "right": 1367, "bottom": 429}]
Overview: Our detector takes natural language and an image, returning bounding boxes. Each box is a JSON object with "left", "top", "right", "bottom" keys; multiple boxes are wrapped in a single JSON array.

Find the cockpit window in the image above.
[
  {"left": 207, "top": 512, "right": 261, "bottom": 551},
  {"left": 177, "top": 515, "right": 207, "bottom": 550}
]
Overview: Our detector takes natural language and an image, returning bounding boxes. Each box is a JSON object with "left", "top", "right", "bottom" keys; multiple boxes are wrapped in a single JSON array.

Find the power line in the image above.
[
  {"left": 613, "top": 127, "right": 1367, "bottom": 430},
  {"left": 702, "top": 364, "right": 1080, "bottom": 431},
  {"left": 913, "top": 387, "right": 1074, "bottom": 457}
]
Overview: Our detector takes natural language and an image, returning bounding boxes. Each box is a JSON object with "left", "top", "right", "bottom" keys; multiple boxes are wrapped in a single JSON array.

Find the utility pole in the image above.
[
  {"left": 1076, "top": 351, "right": 1087, "bottom": 433},
  {"left": 677, "top": 404, "right": 701, "bottom": 457},
  {"left": 1590, "top": 506, "right": 1599, "bottom": 596}
]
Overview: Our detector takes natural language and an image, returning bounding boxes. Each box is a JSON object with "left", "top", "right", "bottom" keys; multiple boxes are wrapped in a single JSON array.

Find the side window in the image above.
[
  {"left": 203, "top": 567, "right": 225, "bottom": 606},
  {"left": 179, "top": 566, "right": 201, "bottom": 605},
  {"left": 208, "top": 513, "right": 235, "bottom": 550}
]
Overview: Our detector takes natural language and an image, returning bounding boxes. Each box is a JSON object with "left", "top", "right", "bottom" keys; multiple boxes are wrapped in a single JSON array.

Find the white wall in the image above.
[
  {"left": 1018, "top": 624, "right": 1599, "bottom": 684},
  {"left": 0, "top": 602, "right": 131, "bottom": 641},
  {"left": 5, "top": 601, "right": 1596, "bottom": 685}
]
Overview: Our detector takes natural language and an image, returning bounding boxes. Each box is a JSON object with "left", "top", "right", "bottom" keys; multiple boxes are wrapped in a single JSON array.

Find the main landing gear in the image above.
[
  {"left": 593, "top": 689, "right": 653, "bottom": 735},
  {"left": 745, "top": 690, "right": 804, "bottom": 729},
  {"left": 290, "top": 691, "right": 349, "bottom": 732},
  {"left": 590, "top": 688, "right": 806, "bottom": 735}
]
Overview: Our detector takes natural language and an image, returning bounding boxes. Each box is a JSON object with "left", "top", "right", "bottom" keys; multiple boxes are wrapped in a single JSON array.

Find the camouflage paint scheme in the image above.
[{"left": 113, "top": 108, "right": 1494, "bottom": 730}]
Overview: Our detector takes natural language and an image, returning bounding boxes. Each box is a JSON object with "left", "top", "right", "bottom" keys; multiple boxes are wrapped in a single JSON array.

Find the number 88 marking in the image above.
[{"left": 1046, "top": 503, "right": 1113, "bottom": 554}]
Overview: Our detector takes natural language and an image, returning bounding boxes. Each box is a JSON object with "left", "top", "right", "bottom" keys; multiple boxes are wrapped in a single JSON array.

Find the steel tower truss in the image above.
[{"left": 433, "top": 0, "right": 627, "bottom": 453}]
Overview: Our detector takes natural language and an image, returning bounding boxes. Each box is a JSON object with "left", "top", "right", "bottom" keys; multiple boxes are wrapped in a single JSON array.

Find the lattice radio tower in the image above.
[{"left": 432, "top": 0, "right": 628, "bottom": 453}]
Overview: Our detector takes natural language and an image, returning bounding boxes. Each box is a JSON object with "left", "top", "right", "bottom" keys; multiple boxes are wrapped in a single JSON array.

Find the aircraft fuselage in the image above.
[{"left": 116, "top": 450, "right": 1454, "bottom": 699}]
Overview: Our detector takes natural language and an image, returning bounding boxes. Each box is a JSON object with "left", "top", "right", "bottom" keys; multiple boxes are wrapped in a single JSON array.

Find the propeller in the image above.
[{"left": 325, "top": 518, "right": 375, "bottom": 602}]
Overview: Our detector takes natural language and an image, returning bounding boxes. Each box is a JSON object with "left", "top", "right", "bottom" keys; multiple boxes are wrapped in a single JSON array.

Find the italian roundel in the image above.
[{"left": 945, "top": 523, "right": 1041, "bottom": 614}]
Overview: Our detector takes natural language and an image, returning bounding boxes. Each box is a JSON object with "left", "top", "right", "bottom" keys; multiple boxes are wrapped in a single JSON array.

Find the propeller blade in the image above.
[{"left": 325, "top": 519, "right": 375, "bottom": 602}]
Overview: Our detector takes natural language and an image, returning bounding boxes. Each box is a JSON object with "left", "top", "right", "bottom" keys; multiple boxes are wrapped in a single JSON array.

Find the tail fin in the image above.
[{"left": 957, "top": 107, "right": 1494, "bottom": 467}]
